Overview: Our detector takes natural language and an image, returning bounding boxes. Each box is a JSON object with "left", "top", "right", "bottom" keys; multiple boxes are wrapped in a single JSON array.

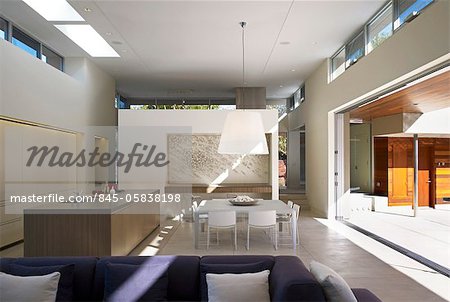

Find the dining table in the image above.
[{"left": 194, "top": 199, "right": 297, "bottom": 251}]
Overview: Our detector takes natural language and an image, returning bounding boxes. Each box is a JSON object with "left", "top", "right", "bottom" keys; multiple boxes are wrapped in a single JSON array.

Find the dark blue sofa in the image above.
[{"left": 0, "top": 255, "right": 381, "bottom": 302}]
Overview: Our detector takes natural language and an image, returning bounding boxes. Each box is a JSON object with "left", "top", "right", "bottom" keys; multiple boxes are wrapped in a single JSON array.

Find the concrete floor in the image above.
[
  {"left": 349, "top": 207, "right": 450, "bottom": 270},
  {"left": 150, "top": 211, "right": 449, "bottom": 302},
  {"left": 2, "top": 211, "right": 449, "bottom": 301}
]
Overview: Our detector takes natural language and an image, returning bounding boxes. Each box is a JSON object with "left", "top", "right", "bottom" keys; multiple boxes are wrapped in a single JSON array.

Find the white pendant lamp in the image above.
[
  {"left": 218, "top": 22, "right": 269, "bottom": 155},
  {"left": 218, "top": 111, "right": 269, "bottom": 154}
]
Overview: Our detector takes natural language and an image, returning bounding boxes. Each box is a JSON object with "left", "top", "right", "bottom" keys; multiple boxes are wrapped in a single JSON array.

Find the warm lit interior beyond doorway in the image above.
[{"left": 333, "top": 68, "right": 450, "bottom": 278}]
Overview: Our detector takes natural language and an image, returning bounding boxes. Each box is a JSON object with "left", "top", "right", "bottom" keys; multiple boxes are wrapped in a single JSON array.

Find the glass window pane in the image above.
[
  {"left": 368, "top": 5, "right": 393, "bottom": 53},
  {"left": 331, "top": 48, "right": 345, "bottom": 80},
  {"left": 287, "top": 97, "right": 294, "bottom": 110},
  {"left": 42, "top": 46, "right": 63, "bottom": 70},
  {"left": 0, "top": 17, "right": 7, "bottom": 40},
  {"left": 267, "top": 104, "right": 287, "bottom": 117},
  {"left": 293, "top": 85, "right": 305, "bottom": 108},
  {"left": 294, "top": 88, "right": 301, "bottom": 108},
  {"left": 216, "top": 105, "right": 236, "bottom": 110},
  {"left": 12, "top": 27, "right": 39, "bottom": 57},
  {"left": 345, "top": 31, "right": 364, "bottom": 68},
  {"left": 395, "top": 0, "right": 433, "bottom": 29},
  {"left": 130, "top": 105, "right": 149, "bottom": 110}
]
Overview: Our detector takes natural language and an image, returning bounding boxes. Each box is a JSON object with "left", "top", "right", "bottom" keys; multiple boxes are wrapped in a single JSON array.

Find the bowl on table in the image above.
[{"left": 228, "top": 196, "right": 259, "bottom": 206}]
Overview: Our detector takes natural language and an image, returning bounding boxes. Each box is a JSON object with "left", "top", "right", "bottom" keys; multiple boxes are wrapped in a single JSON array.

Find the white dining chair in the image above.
[
  {"left": 277, "top": 200, "right": 293, "bottom": 223},
  {"left": 207, "top": 211, "right": 237, "bottom": 250},
  {"left": 277, "top": 204, "right": 301, "bottom": 246},
  {"left": 247, "top": 210, "right": 277, "bottom": 250},
  {"left": 193, "top": 201, "right": 208, "bottom": 232},
  {"left": 181, "top": 196, "right": 203, "bottom": 222}
]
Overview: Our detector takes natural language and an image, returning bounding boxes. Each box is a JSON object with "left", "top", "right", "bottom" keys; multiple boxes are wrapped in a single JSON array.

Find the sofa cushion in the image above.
[
  {"left": 271, "top": 256, "right": 326, "bottom": 302},
  {"left": 95, "top": 256, "right": 200, "bottom": 301},
  {"left": 0, "top": 271, "right": 60, "bottom": 302},
  {"left": 352, "top": 288, "right": 382, "bottom": 302},
  {"left": 104, "top": 263, "right": 168, "bottom": 302},
  {"left": 206, "top": 270, "right": 271, "bottom": 302},
  {"left": 200, "top": 256, "right": 274, "bottom": 301},
  {"left": 310, "top": 261, "right": 357, "bottom": 302},
  {"left": 0, "top": 257, "right": 97, "bottom": 301},
  {"left": 5, "top": 263, "right": 75, "bottom": 302}
]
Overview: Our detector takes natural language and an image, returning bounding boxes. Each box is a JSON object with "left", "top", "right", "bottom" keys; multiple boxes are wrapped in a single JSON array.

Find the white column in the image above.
[{"left": 413, "top": 134, "right": 419, "bottom": 217}]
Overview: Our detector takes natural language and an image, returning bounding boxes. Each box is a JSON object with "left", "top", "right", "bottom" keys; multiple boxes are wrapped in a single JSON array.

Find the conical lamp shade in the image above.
[{"left": 218, "top": 111, "right": 269, "bottom": 154}]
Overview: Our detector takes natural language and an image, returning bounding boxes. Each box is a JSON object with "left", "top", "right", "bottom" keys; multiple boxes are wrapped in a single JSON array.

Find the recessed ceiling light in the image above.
[
  {"left": 105, "top": 32, "right": 112, "bottom": 36},
  {"left": 279, "top": 85, "right": 283, "bottom": 88},
  {"left": 291, "top": 69, "right": 296, "bottom": 72},
  {"left": 280, "top": 41, "right": 290, "bottom": 45},
  {"left": 84, "top": 7, "right": 92, "bottom": 12},
  {"left": 55, "top": 24, "right": 120, "bottom": 57},
  {"left": 22, "top": 0, "right": 85, "bottom": 21}
]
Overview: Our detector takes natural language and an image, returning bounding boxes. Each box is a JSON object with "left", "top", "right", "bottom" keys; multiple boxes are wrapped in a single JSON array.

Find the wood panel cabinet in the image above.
[
  {"left": 24, "top": 202, "right": 159, "bottom": 257},
  {"left": 374, "top": 137, "right": 450, "bottom": 207},
  {"left": 388, "top": 138, "right": 414, "bottom": 206}
]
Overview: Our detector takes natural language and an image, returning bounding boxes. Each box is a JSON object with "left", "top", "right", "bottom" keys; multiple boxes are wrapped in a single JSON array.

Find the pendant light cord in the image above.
[
  {"left": 241, "top": 22, "right": 246, "bottom": 87},
  {"left": 240, "top": 21, "right": 247, "bottom": 107}
]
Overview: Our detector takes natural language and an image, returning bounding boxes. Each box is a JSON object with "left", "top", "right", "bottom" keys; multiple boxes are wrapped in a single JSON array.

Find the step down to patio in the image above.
[{"left": 279, "top": 193, "right": 310, "bottom": 210}]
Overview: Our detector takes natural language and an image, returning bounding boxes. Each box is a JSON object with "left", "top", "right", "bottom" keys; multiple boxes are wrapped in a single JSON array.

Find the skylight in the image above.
[
  {"left": 22, "top": 0, "right": 85, "bottom": 22},
  {"left": 55, "top": 24, "right": 120, "bottom": 57}
]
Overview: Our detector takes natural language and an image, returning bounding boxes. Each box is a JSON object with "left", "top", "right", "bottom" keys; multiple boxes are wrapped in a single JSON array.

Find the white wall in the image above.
[
  {"left": 118, "top": 110, "right": 279, "bottom": 199},
  {"left": 0, "top": 40, "right": 117, "bottom": 190},
  {"left": 287, "top": 0, "right": 450, "bottom": 217},
  {"left": 0, "top": 40, "right": 117, "bottom": 130},
  {"left": 287, "top": 130, "right": 301, "bottom": 189},
  {"left": 0, "top": 39, "right": 117, "bottom": 246}
]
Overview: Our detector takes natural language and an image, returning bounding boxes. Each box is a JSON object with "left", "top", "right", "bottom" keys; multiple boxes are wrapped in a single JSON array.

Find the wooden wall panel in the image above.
[
  {"left": 434, "top": 138, "right": 450, "bottom": 204},
  {"left": 24, "top": 214, "right": 111, "bottom": 257},
  {"left": 387, "top": 138, "right": 414, "bottom": 206},
  {"left": 24, "top": 209, "right": 159, "bottom": 257},
  {"left": 374, "top": 137, "right": 388, "bottom": 196},
  {"left": 374, "top": 137, "right": 450, "bottom": 207},
  {"left": 351, "top": 71, "right": 450, "bottom": 122}
]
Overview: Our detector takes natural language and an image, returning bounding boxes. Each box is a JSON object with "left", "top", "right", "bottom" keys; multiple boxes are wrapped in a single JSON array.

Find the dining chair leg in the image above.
[
  {"left": 206, "top": 227, "right": 210, "bottom": 250},
  {"left": 234, "top": 226, "right": 237, "bottom": 250},
  {"left": 274, "top": 226, "right": 278, "bottom": 250},
  {"left": 246, "top": 225, "right": 250, "bottom": 250}
]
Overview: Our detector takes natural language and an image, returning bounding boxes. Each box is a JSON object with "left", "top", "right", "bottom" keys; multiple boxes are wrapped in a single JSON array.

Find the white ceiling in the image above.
[{"left": 0, "top": 0, "right": 385, "bottom": 99}]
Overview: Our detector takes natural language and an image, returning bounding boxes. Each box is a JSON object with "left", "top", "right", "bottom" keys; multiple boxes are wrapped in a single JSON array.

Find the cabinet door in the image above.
[{"left": 388, "top": 138, "right": 413, "bottom": 205}]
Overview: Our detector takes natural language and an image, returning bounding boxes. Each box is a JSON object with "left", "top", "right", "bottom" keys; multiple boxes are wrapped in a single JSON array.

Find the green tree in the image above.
[{"left": 279, "top": 135, "right": 287, "bottom": 157}]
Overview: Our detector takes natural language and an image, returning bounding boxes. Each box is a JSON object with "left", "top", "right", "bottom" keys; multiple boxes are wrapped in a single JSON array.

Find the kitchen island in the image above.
[{"left": 23, "top": 191, "right": 160, "bottom": 257}]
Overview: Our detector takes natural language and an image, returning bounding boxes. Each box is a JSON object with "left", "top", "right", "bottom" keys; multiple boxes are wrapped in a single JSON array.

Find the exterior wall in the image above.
[{"left": 287, "top": 0, "right": 450, "bottom": 217}]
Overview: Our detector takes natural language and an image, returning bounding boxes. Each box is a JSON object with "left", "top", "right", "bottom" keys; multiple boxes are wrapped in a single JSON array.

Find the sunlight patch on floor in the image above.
[
  {"left": 138, "top": 246, "right": 159, "bottom": 256},
  {"left": 314, "top": 218, "right": 450, "bottom": 301}
]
